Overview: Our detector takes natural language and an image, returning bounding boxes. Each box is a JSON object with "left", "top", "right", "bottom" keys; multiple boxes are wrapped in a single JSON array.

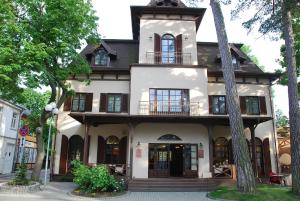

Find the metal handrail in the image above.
[{"left": 146, "top": 51, "right": 192, "bottom": 65}]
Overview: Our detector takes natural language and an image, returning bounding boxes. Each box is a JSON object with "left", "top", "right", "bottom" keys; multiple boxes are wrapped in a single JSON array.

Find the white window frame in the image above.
[{"left": 10, "top": 112, "right": 18, "bottom": 130}]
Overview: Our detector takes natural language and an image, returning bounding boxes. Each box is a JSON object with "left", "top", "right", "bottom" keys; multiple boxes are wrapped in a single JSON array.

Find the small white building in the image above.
[{"left": 0, "top": 99, "right": 23, "bottom": 174}]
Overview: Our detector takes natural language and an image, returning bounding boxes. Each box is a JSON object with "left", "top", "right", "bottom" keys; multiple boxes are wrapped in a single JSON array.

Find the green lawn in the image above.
[{"left": 208, "top": 184, "right": 300, "bottom": 201}]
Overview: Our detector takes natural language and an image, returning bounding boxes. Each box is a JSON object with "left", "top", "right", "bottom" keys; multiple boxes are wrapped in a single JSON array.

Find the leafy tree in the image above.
[
  {"left": 277, "top": 11, "right": 300, "bottom": 94},
  {"left": 241, "top": 45, "right": 265, "bottom": 71},
  {"left": 186, "top": 0, "right": 256, "bottom": 193},
  {"left": 0, "top": 0, "right": 99, "bottom": 181},
  {"left": 275, "top": 109, "right": 289, "bottom": 128},
  {"left": 232, "top": 0, "right": 300, "bottom": 195}
]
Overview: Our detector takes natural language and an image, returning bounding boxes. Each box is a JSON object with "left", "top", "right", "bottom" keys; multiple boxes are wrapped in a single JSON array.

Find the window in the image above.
[
  {"left": 107, "top": 94, "right": 122, "bottom": 113},
  {"left": 212, "top": 96, "right": 226, "bottom": 114},
  {"left": 72, "top": 94, "right": 86, "bottom": 112},
  {"left": 149, "top": 89, "right": 189, "bottom": 113},
  {"left": 105, "top": 136, "right": 120, "bottom": 164},
  {"left": 213, "top": 137, "right": 228, "bottom": 164},
  {"left": 94, "top": 49, "right": 109, "bottom": 66},
  {"left": 10, "top": 112, "right": 18, "bottom": 129},
  {"left": 161, "top": 34, "right": 175, "bottom": 64},
  {"left": 246, "top": 96, "right": 259, "bottom": 115}
]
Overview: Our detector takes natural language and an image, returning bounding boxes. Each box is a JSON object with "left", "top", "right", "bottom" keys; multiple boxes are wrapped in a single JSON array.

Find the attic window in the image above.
[
  {"left": 232, "top": 56, "right": 240, "bottom": 69},
  {"left": 95, "top": 49, "right": 110, "bottom": 66}
]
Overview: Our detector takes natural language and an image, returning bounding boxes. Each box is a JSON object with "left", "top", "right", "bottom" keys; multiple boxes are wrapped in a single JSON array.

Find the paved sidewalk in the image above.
[{"left": 0, "top": 182, "right": 215, "bottom": 201}]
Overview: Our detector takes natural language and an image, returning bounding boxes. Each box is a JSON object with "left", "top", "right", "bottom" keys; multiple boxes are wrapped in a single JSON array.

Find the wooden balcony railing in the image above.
[
  {"left": 145, "top": 52, "right": 192, "bottom": 65},
  {"left": 138, "top": 101, "right": 200, "bottom": 116}
]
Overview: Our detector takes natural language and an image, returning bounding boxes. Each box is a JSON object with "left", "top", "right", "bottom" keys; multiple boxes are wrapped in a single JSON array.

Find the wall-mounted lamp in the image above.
[
  {"left": 184, "top": 34, "right": 188, "bottom": 41},
  {"left": 199, "top": 142, "right": 203, "bottom": 149},
  {"left": 149, "top": 36, "right": 153, "bottom": 40},
  {"left": 137, "top": 141, "right": 141, "bottom": 146}
]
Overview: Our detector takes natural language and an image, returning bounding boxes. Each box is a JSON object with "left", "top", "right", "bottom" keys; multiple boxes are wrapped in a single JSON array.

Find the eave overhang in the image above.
[
  {"left": 69, "top": 112, "right": 272, "bottom": 127},
  {"left": 130, "top": 6, "right": 206, "bottom": 40}
]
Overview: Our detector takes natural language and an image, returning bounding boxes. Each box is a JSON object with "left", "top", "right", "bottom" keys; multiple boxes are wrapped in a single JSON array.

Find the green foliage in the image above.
[
  {"left": 241, "top": 45, "right": 265, "bottom": 71},
  {"left": 209, "top": 184, "right": 300, "bottom": 201},
  {"left": 231, "top": 0, "right": 299, "bottom": 39},
  {"left": 275, "top": 109, "right": 289, "bottom": 128},
  {"left": 9, "top": 161, "right": 29, "bottom": 186},
  {"left": 71, "top": 160, "right": 125, "bottom": 194},
  {"left": 276, "top": 11, "right": 300, "bottom": 94}
]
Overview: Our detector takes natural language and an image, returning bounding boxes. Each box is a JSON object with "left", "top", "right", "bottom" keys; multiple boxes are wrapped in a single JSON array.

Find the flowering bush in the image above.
[{"left": 71, "top": 160, "right": 125, "bottom": 193}]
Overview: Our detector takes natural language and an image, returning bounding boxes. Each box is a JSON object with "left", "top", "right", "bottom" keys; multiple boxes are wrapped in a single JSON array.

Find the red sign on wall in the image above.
[
  {"left": 198, "top": 149, "right": 204, "bottom": 158},
  {"left": 19, "top": 126, "right": 29, "bottom": 137},
  {"left": 136, "top": 148, "right": 142, "bottom": 158}
]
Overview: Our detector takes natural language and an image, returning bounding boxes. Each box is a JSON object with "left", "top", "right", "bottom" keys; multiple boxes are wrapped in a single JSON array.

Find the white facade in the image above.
[
  {"left": 0, "top": 100, "right": 22, "bottom": 174},
  {"left": 54, "top": 0, "right": 279, "bottom": 180}
]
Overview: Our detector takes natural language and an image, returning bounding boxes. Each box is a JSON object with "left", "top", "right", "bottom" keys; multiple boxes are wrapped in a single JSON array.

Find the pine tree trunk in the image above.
[
  {"left": 31, "top": 125, "right": 45, "bottom": 181},
  {"left": 282, "top": 2, "right": 300, "bottom": 195},
  {"left": 210, "top": 0, "right": 256, "bottom": 193}
]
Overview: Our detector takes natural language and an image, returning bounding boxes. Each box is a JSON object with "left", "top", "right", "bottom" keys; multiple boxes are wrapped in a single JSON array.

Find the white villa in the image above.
[{"left": 53, "top": 0, "right": 280, "bottom": 185}]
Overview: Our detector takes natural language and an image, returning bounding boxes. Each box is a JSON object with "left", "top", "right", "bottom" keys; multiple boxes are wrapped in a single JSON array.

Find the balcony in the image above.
[
  {"left": 145, "top": 52, "right": 192, "bottom": 65},
  {"left": 139, "top": 101, "right": 200, "bottom": 116}
]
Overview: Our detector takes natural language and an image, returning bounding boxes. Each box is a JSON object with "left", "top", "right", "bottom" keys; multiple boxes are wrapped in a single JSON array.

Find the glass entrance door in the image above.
[{"left": 148, "top": 143, "right": 198, "bottom": 178}]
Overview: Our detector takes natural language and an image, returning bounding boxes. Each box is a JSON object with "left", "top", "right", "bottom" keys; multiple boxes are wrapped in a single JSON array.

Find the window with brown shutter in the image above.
[
  {"left": 176, "top": 34, "right": 182, "bottom": 64},
  {"left": 85, "top": 93, "right": 93, "bottom": 112},
  {"left": 63, "top": 96, "right": 72, "bottom": 111},
  {"left": 99, "top": 93, "right": 107, "bottom": 112},
  {"left": 239, "top": 96, "right": 247, "bottom": 114},
  {"left": 122, "top": 94, "right": 129, "bottom": 113},
  {"left": 259, "top": 96, "right": 267, "bottom": 115},
  {"left": 208, "top": 96, "right": 213, "bottom": 114},
  {"left": 154, "top": 33, "right": 161, "bottom": 63}
]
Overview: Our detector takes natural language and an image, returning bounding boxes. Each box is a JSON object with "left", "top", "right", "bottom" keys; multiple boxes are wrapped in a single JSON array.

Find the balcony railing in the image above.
[
  {"left": 145, "top": 52, "right": 192, "bottom": 65},
  {"left": 139, "top": 101, "right": 200, "bottom": 116}
]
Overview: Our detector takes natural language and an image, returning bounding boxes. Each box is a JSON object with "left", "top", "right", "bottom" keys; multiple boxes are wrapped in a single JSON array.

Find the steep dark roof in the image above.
[
  {"left": 197, "top": 42, "right": 264, "bottom": 74},
  {"left": 80, "top": 39, "right": 139, "bottom": 70},
  {"left": 147, "top": 0, "right": 187, "bottom": 8}
]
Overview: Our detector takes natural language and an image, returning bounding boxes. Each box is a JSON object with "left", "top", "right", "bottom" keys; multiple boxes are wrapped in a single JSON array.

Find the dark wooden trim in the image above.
[
  {"left": 259, "top": 96, "right": 267, "bottom": 115},
  {"left": 239, "top": 96, "right": 247, "bottom": 114},
  {"left": 249, "top": 126, "right": 257, "bottom": 177},
  {"left": 85, "top": 93, "right": 93, "bottom": 112},
  {"left": 208, "top": 125, "right": 214, "bottom": 173},
  {"left": 63, "top": 96, "right": 72, "bottom": 111},
  {"left": 130, "top": 63, "right": 205, "bottom": 68},
  {"left": 97, "top": 136, "right": 105, "bottom": 163},
  {"left": 263, "top": 138, "right": 272, "bottom": 176},
  {"left": 59, "top": 135, "right": 69, "bottom": 174},
  {"left": 99, "top": 93, "right": 107, "bottom": 112},
  {"left": 83, "top": 124, "right": 90, "bottom": 165}
]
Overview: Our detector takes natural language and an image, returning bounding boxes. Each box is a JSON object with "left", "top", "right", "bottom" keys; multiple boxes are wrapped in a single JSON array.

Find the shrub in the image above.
[
  {"left": 71, "top": 160, "right": 125, "bottom": 193},
  {"left": 9, "top": 163, "right": 29, "bottom": 186}
]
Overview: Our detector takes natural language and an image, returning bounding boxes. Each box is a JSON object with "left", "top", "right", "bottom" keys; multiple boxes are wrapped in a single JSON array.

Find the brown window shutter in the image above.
[
  {"left": 259, "top": 96, "right": 267, "bottom": 115},
  {"left": 176, "top": 34, "right": 182, "bottom": 64},
  {"left": 85, "top": 93, "right": 93, "bottom": 112},
  {"left": 263, "top": 138, "right": 272, "bottom": 176},
  {"left": 239, "top": 96, "right": 246, "bottom": 114},
  {"left": 97, "top": 136, "right": 105, "bottom": 163},
  {"left": 154, "top": 33, "right": 161, "bottom": 63},
  {"left": 99, "top": 93, "right": 107, "bottom": 112},
  {"left": 122, "top": 94, "right": 129, "bottom": 113},
  {"left": 119, "top": 136, "right": 127, "bottom": 164},
  {"left": 208, "top": 96, "right": 213, "bottom": 114},
  {"left": 63, "top": 96, "right": 72, "bottom": 111},
  {"left": 87, "top": 135, "right": 90, "bottom": 162},
  {"left": 59, "top": 135, "right": 69, "bottom": 174}
]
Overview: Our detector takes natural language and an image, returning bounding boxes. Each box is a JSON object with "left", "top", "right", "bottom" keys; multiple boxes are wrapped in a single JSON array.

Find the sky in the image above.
[{"left": 91, "top": 0, "right": 289, "bottom": 116}]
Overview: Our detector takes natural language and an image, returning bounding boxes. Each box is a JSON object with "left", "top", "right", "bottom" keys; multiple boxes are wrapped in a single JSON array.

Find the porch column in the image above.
[
  {"left": 83, "top": 123, "right": 90, "bottom": 165},
  {"left": 207, "top": 124, "right": 214, "bottom": 174},
  {"left": 127, "top": 123, "right": 135, "bottom": 178},
  {"left": 249, "top": 125, "right": 257, "bottom": 177}
]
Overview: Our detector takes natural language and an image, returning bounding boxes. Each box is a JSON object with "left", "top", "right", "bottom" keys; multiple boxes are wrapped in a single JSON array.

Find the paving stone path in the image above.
[{"left": 0, "top": 182, "right": 215, "bottom": 201}]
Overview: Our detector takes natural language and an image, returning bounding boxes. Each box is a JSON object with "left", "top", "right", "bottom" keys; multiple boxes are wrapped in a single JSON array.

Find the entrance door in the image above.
[
  {"left": 170, "top": 144, "right": 183, "bottom": 177},
  {"left": 149, "top": 144, "right": 170, "bottom": 178},
  {"left": 183, "top": 144, "right": 198, "bottom": 177},
  {"left": 3, "top": 143, "right": 15, "bottom": 174}
]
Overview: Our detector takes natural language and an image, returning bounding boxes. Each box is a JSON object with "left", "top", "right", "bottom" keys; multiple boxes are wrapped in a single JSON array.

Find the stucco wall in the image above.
[
  {"left": 131, "top": 123, "right": 211, "bottom": 179},
  {"left": 208, "top": 83, "right": 272, "bottom": 116},
  {"left": 139, "top": 18, "right": 198, "bottom": 65},
  {"left": 65, "top": 80, "right": 129, "bottom": 113},
  {"left": 130, "top": 67, "right": 208, "bottom": 115}
]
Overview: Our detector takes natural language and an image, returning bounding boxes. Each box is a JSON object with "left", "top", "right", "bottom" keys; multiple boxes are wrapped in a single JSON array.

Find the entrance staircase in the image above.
[{"left": 128, "top": 178, "right": 218, "bottom": 192}]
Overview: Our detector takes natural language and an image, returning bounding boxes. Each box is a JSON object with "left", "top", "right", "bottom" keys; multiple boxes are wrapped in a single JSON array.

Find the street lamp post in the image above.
[{"left": 44, "top": 102, "right": 58, "bottom": 186}]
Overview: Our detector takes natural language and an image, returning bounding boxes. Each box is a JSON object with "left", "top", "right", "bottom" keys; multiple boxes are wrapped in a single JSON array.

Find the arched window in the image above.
[
  {"left": 213, "top": 137, "right": 228, "bottom": 165},
  {"left": 158, "top": 134, "right": 182, "bottom": 141},
  {"left": 68, "top": 135, "right": 84, "bottom": 162},
  {"left": 105, "top": 136, "right": 120, "bottom": 164},
  {"left": 161, "top": 34, "right": 175, "bottom": 64},
  {"left": 95, "top": 49, "right": 109, "bottom": 66}
]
